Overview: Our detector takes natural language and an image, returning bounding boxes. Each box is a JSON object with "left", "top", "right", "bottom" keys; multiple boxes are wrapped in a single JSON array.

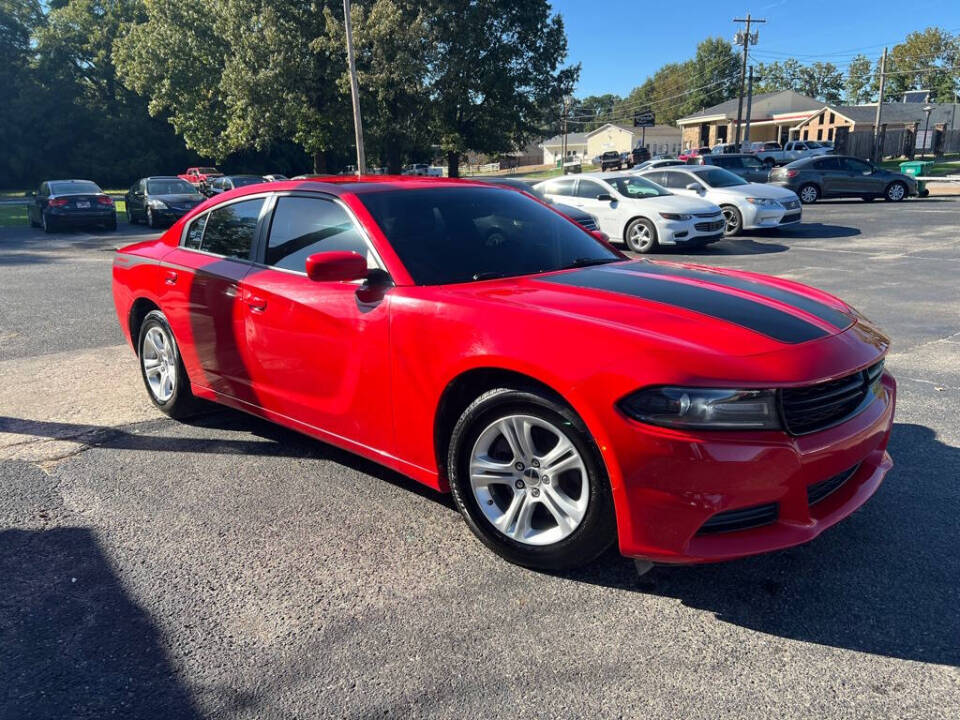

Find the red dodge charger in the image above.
[{"left": 112, "top": 176, "right": 895, "bottom": 571}]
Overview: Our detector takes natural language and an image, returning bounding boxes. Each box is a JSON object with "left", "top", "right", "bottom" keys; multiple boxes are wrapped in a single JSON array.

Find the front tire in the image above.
[
  {"left": 624, "top": 217, "right": 658, "bottom": 254},
  {"left": 721, "top": 205, "right": 743, "bottom": 236},
  {"left": 884, "top": 182, "right": 906, "bottom": 202},
  {"left": 146, "top": 207, "right": 158, "bottom": 228},
  {"left": 137, "top": 310, "right": 197, "bottom": 419},
  {"left": 447, "top": 388, "right": 616, "bottom": 571},
  {"left": 798, "top": 183, "right": 820, "bottom": 204}
]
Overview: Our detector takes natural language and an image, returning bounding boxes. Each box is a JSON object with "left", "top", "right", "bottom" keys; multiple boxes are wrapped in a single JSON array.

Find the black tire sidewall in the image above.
[
  {"left": 799, "top": 184, "right": 819, "bottom": 204},
  {"left": 447, "top": 388, "right": 616, "bottom": 570},
  {"left": 137, "top": 310, "right": 195, "bottom": 417}
]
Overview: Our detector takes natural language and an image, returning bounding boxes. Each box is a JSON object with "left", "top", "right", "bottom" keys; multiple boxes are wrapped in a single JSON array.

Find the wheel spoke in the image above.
[
  {"left": 497, "top": 416, "right": 534, "bottom": 462},
  {"left": 508, "top": 494, "right": 536, "bottom": 541},
  {"left": 539, "top": 488, "right": 576, "bottom": 534},
  {"left": 494, "top": 491, "right": 524, "bottom": 534},
  {"left": 539, "top": 435, "right": 577, "bottom": 474},
  {"left": 470, "top": 455, "right": 514, "bottom": 487},
  {"left": 143, "top": 357, "right": 162, "bottom": 370}
]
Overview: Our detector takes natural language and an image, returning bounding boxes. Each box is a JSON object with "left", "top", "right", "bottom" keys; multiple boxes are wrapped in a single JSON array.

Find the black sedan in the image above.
[
  {"left": 476, "top": 178, "right": 602, "bottom": 233},
  {"left": 125, "top": 176, "right": 206, "bottom": 228},
  {"left": 27, "top": 180, "right": 117, "bottom": 233},
  {"left": 769, "top": 155, "right": 918, "bottom": 204},
  {"left": 204, "top": 174, "right": 267, "bottom": 197}
]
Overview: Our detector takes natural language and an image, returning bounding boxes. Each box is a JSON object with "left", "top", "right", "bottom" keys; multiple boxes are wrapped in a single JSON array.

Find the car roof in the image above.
[
  {"left": 144, "top": 176, "right": 186, "bottom": 181},
  {"left": 205, "top": 175, "right": 506, "bottom": 200}
]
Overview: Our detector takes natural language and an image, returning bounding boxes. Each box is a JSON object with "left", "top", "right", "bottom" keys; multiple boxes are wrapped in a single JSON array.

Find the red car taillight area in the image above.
[
  {"left": 786, "top": 170, "right": 798, "bottom": 178},
  {"left": 48, "top": 198, "right": 69, "bottom": 207},
  {"left": 98, "top": 195, "right": 114, "bottom": 205}
]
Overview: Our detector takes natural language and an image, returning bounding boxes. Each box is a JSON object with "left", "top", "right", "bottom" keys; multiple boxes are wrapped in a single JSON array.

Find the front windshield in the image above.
[
  {"left": 695, "top": 167, "right": 749, "bottom": 188},
  {"left": 198, "top": 167, "right": 219, "bottom": 174},
  {"left": 231, "top": 176, "right": 264, "bottom": 188},
  {"left": 147, "top": 179, "right": 198, "bottom": 195},
  {"left": 606, "top": 175, "right": 671, "bottom": 198},
  {"left": 358, "top": 187, "right": 620, "bottom": 285}
]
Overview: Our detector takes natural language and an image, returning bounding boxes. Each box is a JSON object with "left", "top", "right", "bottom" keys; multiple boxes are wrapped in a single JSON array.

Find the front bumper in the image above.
[
  {"left": 742, "top": 203, "right": 802, "bottom": 229},
  {"left": 659, "top": 217, "right": 725, "bottom": 245},
  {"left": 609, "top": 372, "right": 896, "bottom": 563}
]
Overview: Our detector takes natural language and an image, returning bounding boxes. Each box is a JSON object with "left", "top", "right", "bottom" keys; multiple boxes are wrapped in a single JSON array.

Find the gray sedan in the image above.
[{"left": 769, "top": 155, "right": 918, "bottom": 204}]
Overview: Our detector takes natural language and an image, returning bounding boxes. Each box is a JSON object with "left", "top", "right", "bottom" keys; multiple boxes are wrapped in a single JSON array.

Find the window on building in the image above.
[
  {"left": 829, "top": 113, "right": 835, "bottom": 124},
  {"left": 817, "top": 129, "right": 823, "bottom": 140},
  {"left": 828, "top": 128, "right": 834, "bottom": 140},
  {"left": 803, "top": 130, "right": 809, "bottom": 139}
]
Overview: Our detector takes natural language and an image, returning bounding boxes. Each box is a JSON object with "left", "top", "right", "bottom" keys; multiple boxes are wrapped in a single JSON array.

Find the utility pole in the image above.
[
  {"left": 343, "top": 0, "right": 366, "bottom": 174},
  {"left": 873, "top": 47, "right": 887, "bottom": 162},
  {"left": 744, "top": 65, "right": 755, "bottom": 146},
  {"left": 733, "top": 14, "right": 765, "bottom": 149},
  {"left": 560, "top": 98, "right": 568, "bottom": 173}
]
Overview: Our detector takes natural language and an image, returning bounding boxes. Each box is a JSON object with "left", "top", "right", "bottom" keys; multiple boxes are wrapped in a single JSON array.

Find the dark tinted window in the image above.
[
  {"left": 575, "top": 180, "right": 607, "bottom": 199},
  {"left": 200, "top": 198, "right": 264, "bottom": 259},
  {"left": 742, "top": 156, "right": 764, "bottom": 169},
  {"left": 230, "top": 176, "right": 265, "bottom": 188},
  {"left": 695, "top": 168, "right": 748, "bottom": 188},
  {"left": 658, "top": 171, "right": 693, "bottom": 189},
  {"left": 813, "top": 157, "right": 841, "bottom": 171},
  {"left": 542, "top": 177, "right": 577, "bottom": 196},
  {"left": 50, "top": 180, "right": 101, "bottom": 194},
  {"left": 147, "top": 179, "right": 196, "bottom": 195},
  {"left": 358, "top": 187, "right": 619, "bottom": 285},
  {"left": 266, "top": 196, "right": 370, "bottom": 272},
  {"left": 183, "top": 214, "right": 207, "bottom": 250},
  {"left": 841, "top": 158, "right": 872, "bottom": 173}
]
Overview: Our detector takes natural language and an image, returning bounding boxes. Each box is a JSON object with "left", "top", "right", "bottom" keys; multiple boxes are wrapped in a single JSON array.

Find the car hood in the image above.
[
  {"left": 709, "top": 183, "right": 798, "bottom": 201},
  {"left": 446, "top": 260, "right": 871, "bottom": 363},
  {"left": 627, "top": 194, "right": 720, "bottom": 214}
]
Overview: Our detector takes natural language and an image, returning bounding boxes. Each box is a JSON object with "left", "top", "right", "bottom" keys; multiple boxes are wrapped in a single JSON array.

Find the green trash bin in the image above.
[{"left": 899, "top": 160, "right": 934, "bottom": 197}]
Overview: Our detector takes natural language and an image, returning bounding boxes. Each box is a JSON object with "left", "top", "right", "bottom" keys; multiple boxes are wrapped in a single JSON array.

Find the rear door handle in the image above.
[
  {"left": 243, "top": 291, "right": 267, "bottom": 312},
  {"left": 163, "top": 270, "right": 178, "bottom": 285}
]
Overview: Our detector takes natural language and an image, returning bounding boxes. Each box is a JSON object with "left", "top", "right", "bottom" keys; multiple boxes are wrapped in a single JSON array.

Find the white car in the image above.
[
  {"left": 534, "top": 173, "right": 725, "bottom": 254},
  {"left": 630, "top": 158, "right": 686, "bottom": 172},
  {"left": 636, "top": 165, "right": 802, "bottom": 236}
]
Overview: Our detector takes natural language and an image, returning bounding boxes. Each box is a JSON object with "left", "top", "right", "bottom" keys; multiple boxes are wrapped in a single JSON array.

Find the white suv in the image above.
[{"left": 535, "top": 173, "right": 725, "bottom": 254}]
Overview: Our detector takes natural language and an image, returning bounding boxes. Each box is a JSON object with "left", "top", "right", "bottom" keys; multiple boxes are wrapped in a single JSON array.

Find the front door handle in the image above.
[{"left": 163, "top": 270, "right": 178, "bottom": 285}]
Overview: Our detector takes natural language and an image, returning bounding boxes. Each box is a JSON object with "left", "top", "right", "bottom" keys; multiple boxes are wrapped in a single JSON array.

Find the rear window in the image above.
[
  {"left": 197, "top": 198, "right": 264, "bottom": 259},
  {"left": 230, "top": 176, "right": 265, "bottom": 188},
  {"left": 50, "top": 180, "right": 101, "bottom": 195},
  {"left": 357, "top": 187, "right": 618, "bottom": 285}
]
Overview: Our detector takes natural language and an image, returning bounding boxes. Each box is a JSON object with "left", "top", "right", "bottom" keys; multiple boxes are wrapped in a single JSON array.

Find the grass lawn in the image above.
[
  {"left": 878, "top": 155, "right": 960, "bottom": 176},
  {"left": 0, "top": 200, "right": 127, "bottom": 229}
]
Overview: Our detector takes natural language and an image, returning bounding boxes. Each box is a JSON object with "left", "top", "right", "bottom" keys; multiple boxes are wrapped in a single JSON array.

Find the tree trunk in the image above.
[
  {"left": 447, "top": 150, "right": 459, "bottom": 178},
  {"left": 313, "top": 150, "right": 328, "bottom": 174}
]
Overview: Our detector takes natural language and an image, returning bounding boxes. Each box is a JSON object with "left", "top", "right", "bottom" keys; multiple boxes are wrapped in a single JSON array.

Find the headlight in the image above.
[
  {"left": 618, "top": 387, "right": 781, "bottom": 430},
  {"left": 659, "top": 212, "right": 692, "bottom": 220},
  {"left": 147, "top": 199, "right": 168, "bottom": 209},
  {"left": 746, "top": 197, "right": 780, "bottom": 207}
]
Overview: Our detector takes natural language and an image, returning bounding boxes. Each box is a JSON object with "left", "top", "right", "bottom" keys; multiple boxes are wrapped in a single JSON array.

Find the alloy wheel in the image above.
[
  {"left": 887, "top": 183, "right": 905, "bottom": 201},
  {"left": 142, "top": 325, "right": 176, "bottom": 403},
  {"left": 469, "top": 414, "right": 589, "bottom": 546},
  {"left": 800, "top": 186, "right": 819, "bottom": 204},
  {"left": 628, "top": 222, "right": 654, "bottom": 252},
  {"left": 722, "top": 207, "right": 741, "bottom": 235}
]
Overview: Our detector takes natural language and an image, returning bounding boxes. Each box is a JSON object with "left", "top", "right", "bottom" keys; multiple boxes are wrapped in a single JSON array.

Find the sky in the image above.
[{"left": 551, "top": 0, "right": 960, "bottom": 98}]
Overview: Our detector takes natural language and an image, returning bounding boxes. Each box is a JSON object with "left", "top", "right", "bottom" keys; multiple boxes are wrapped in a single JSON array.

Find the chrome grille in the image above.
[
  {"left": 695, "top": 220, "right": 724, "bottom": 232},
  {"left": 780, "top": 361, "right": 884, "bottom": 435}
]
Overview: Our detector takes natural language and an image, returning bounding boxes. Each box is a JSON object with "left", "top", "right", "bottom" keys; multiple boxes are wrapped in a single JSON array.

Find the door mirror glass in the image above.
[
  {"left": 596, "top": 193, "right": 614, "bottom": 202},
  {"left": 685, "top": 183, "right": 702, "bottom": 192},
  {"left": 305, "top": 251, "right": 368, "bottom": 282}
]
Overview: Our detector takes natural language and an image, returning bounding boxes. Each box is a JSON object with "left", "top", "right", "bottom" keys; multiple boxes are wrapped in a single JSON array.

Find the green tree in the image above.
[
  {"left": 427, "top": 0, "right": 578, "bottom": 176},
  {"left": 845, "top": 54, "right": 874, "bottom": 104},
  {"left": 796, "top": 61, "right": 844, "bottom": 104},
  {"left": 682, "top": 37, "right": 740, "bottom": 117},
  {"left": 884, "top": 27, "right": 960, "bottom": 102},
  {"left": 572, "top": 93, "right": 621, "bottom": 131},
  {"left": 0, "top": 0, "right": 45, "bottom": 185},
  {"left": 115, "top": 0, "right": 349, "bottom": 170}
]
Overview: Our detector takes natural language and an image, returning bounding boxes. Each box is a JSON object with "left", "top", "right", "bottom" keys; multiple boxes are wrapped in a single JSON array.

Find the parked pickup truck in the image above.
[
  {"left": 178, "top": 167, "right": 223, "bottom": 189},
  {"left": 749, "top": 141, "right": 832, "bottom": 167}
]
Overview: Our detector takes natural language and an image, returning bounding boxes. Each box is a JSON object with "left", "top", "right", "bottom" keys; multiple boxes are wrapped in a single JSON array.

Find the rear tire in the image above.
[
  {"left": 624, "top": 217, "right": 659, "bottom": 254},
  {"left": 798, "top": 183, "right": 820, "bottom": 204},
  {"left": 104, "top": 215, "right": 117, "bottom": 231},
  {"left": 137, "top": 310, "right": 198, "bottom": 419},
  {"left": 447, "top": 387, "right": 616, "bottom": 571},
  {"left": 41, "top": 213, "right": 56, "bottom": 233}
]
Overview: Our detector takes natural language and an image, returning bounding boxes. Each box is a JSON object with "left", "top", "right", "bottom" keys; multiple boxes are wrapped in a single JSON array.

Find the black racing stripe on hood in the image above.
[
  {"left": 622, "top": 262, "right": 853, "bottom": 329},
  {"left": 543, "top": 267, "right": 829, "bottom": 344}
]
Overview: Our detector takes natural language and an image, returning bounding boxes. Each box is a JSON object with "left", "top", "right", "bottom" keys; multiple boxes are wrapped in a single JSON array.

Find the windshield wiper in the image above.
[
  {"left": 472, "top": 271, "right": 508, "bottom": 281},
  {"left": 559, "top": 257, "right": 619, "bottom": 271}
]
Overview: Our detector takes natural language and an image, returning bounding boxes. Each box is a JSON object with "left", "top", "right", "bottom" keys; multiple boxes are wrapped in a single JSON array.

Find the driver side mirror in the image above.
[
  {"left": 685, "top": 183, "right": 703, "bottom": 192},
  {"left": 305, "top": 251, "right": 368, "bottom": 282},
  {"left": 596, "top": 193, "right": 614, "bottom": 202}
]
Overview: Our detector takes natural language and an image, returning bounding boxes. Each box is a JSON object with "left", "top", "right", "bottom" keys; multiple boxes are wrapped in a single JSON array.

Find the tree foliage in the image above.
[
  {"left": 845, "top": 54, "right": 874, "bottom": 104},
  {"left": 884, "top": 27, "right": 960, "bottom": 102}
]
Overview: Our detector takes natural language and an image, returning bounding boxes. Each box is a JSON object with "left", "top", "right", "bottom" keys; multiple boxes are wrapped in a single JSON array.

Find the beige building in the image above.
[
  {"left": 585, "top": 123, "right": 682, "bottom": 158},
  {"left": 539, "top": 132, "right": 588, "bottom": 165}
]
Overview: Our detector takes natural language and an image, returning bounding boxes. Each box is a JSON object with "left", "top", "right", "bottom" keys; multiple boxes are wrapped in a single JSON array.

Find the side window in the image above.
[
  {"left": 39, "top": 182, "right": 48, "bottom": 197},
  {"left": 575, "top": 180, "right": 606, "bottom": 199},
  {"left": 543, "top": 177, "right": 577, "bottom": 196},
  {"left": 842, "top": 158, "right": 872, "bottom": 173},
  {"left": 659, "top": 171, "right": 689, "bottom": 189},
  {"left": 200, "top": 198, "right": 264, "bottom": 259},
  {"left": 813, "top": 157, "right": 840, "bottom": 171},
  {"left": 183, "top": 214, "right": 207, "bottom": 250},
  {"left": 265, "top": 196, "right": 372, "bottom": 273}
]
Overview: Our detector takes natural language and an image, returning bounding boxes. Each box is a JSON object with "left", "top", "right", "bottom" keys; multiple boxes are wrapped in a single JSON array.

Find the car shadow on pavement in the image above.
[
  {"left": 0, "top": 526, "right": 202, "bottom": 719},
  {"left": 759, "top": 222, "right": 861, "bottom": 240},
  {"left": 558, "top": 422, "right": 960, "bottom": 667}
]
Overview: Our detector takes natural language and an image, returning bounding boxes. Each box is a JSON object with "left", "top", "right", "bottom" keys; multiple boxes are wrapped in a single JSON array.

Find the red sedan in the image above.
[{"left": 112, "top": 176, "right": 895, "bottom": 571}]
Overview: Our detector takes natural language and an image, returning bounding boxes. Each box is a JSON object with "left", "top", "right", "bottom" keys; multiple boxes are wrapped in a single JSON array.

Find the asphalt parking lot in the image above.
[{"left": 1, "top": 199, "right": 958, "bottom": 719}]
